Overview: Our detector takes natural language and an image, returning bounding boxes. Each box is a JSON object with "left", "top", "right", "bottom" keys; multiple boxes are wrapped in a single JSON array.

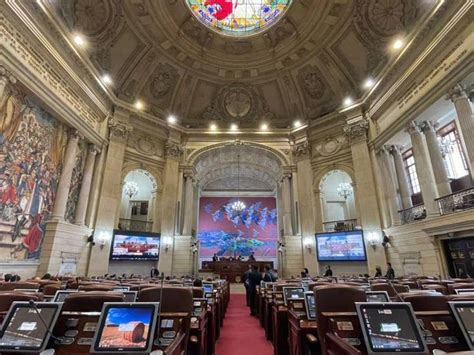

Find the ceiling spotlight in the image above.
[
  {"left": 343, "top": 97, "right": 353, "bottom": 106},
  {"left": 210, "top": 123, "right": 217, "bottom": 131},
  {"left": 101, "top": 74, "right": 112, "bottom": 85},
  {"left": 167, "top": 115, "right": 177, "bottom": 124},
  {"left": 293, "top": 120, "right": 301, "bottom": 128},
  {"left": 260, "top": 123, "right": 268, "bottom": 131},
  {"left": 134, "top": 100, "right": 144, "bottom": 110},
  {"left": 363, "top": 78, "right": 374, "bottom": 89},
  {"left": 230, "top": 123, "right": 238, "bottom": 131},
  {"left": 392, "top": 39, "right": 404, "bottom": 50},
  {"left": 73, "top": 34, "right": 85, "bottom": 46}
]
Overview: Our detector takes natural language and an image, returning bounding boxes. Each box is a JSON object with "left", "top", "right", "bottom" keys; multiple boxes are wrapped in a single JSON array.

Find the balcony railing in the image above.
[
  {"left": 435, "top": 187, "right": 474, "bottom": 215},
  {"left": 398, "top": 204, "right": 426, "bottom": 224},
  {"left": 323, "top": 219, "right": 358, "bottom": 232},
  {"left": 118, "top": 218, "right": 153, "bottom": 232}
]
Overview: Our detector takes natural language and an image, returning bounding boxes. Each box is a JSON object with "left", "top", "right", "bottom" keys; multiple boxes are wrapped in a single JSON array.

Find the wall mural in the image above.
[
  {"left": 0, "top": 87, "right": 67, "bottom": 261},
  {"left": 198, "top": 197, "right": 277, "bottom": 261}
]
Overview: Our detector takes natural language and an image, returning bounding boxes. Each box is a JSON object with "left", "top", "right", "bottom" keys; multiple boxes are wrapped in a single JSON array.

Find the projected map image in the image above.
[{"left": 98, "top": 307, "right": 153, "bottom": 349}]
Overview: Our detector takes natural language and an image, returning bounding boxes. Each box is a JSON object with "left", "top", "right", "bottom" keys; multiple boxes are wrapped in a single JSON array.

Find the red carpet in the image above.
[{"left": 216, "top": 294, "right": 273, "bottom": 355}]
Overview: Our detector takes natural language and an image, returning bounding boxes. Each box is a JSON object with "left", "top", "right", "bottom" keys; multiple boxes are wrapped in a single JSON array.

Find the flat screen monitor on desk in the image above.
[
  {"left": 53, "top": 290, "right": 79, "bottom": 303},
  {"left": 304, "top": 292, "right": 316, "bottom": 320},
  {"left": 91, "top": 302, "right": 158, "bottom": 353},
  {"left": 366, "top": 291, "right": 390, "bottom": 303},
  {"left": 112, "top": 286, "right": 130, "bottom": 292},
  {"left": 455, "top": 289, "right": 474, "bottom": 295},
  {"left": 120, "top": 291, "right": 138, "bottom": 302},
  {"left": 0, "top": 301, "right": 62, "bottom": 353},
  {"left": 449, "top": 301, "right": 474, "bottom": 350},
  {"left": 356, "top": 302, "right": 428, "bottom": 354},
  {"left": 282, "top": 287, "right": 305, "bottom": 306},
  {"left": 202, "top": 282, "right": 213, "bottom": 294}
]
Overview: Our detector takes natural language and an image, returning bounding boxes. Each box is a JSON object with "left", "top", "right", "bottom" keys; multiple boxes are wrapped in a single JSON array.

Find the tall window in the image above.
[
  {"left": 437, "top": 121, "right": 469, "bottom": 179},
  {"left": 403, "top": 150, "right": 421, "bottom": 195}
]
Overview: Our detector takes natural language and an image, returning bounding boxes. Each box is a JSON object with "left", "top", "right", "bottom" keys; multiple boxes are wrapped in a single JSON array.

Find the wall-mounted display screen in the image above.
[
  {"left": 110, "top": 231, "right": 160, "bottom": 261},
  {"left": 316, "top": 231, "right": 366, "bottom": 261}
]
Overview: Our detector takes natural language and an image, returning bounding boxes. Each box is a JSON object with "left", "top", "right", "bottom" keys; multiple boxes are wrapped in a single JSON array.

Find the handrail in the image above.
[
  {"left": 118, "top": 218, "right": 153, "bottom": 232},
  {"left": 435, "top": 187, "right": 474, "bottom": 215}
]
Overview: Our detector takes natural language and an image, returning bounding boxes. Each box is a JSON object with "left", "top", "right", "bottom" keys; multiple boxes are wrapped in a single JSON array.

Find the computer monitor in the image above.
[
  {"left": 455, "top": 289, "right": 474, "bottom": 295},
  {"left": 356, "top": 302, "right": 428, "bottom": 354},
  {"left": 112, "top": 286, "right": 130, "bottom": 292},
  {"left": 121, "top": 291, "right": 138, "bottom": 302},
  {"left": 304, "top": 292, "right": 316, "bottom": 320},
  {"left": 0, "top": 301, "right": 62, "bottom": 353},
  {"left": 53, "top": 290, "right": 79, "bottom": 302},
  {"left": 91, "top": 302, "right": 158, "bottom": 353},
  {"left": 282, "top": 287, "right": 305, "bottom": 306},
  {"left": 449, "top": 301, "right": 474, "bottom": 350},
  {"left": 202, "top": 282, "right": 213, "bottom": 294},
  {"left": 366, "top": 291, "right": 390, "bottom": 303}
]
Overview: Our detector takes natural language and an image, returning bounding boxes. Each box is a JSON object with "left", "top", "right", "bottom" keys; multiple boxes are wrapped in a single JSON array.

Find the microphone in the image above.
[
  {"left": 155, "top": 272, "right": 165, "bottom": 346},
  {"left": 28, "top": 300, "right": 61, "bottom": 344}
]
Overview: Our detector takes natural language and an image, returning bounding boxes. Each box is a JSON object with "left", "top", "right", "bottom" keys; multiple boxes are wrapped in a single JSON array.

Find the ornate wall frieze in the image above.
[{"left": 343, "top": 119, "right": 369, "bottom": 144}]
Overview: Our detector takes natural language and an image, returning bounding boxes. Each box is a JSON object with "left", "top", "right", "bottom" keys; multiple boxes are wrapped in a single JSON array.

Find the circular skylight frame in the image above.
[{"left": 185, "top": 0, "right": 293, "bottom": 38}]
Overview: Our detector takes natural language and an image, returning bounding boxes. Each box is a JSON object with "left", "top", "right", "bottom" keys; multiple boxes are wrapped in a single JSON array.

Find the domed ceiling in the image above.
[{"left": 52, "top": 0, "right": 439, "bottom": 129}]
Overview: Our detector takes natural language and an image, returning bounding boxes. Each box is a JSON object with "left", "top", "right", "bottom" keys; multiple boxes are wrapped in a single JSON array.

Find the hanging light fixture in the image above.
[
  {"left": 231, "top": 154, "right": 246, "bottom": 213},
  {"left": 336, "top": 171, "right": 353, "bottom": 199},
  {"left": 123, "top": 171, "right": 139, "bottom": 198}
]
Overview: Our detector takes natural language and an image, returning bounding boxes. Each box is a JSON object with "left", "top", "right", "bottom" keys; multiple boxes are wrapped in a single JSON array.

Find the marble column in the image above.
[
  {"left": 182, "top": 173, "right": 195, "bottom": 236},
  {"left": 51, "top": 130, "right": 81, "bottom": 220},
  {"left": 377, "top": 146, "right": 401, "bottom": 226},
  {"left": 281, "top": 173, "right": 293, "bottom": 236},
  {"left": 406, "top": 121, "right": 439, "bottom": 216},
  {"left": 448, "top": 84, "right": 474, "bottom": 178},
  {"left": 343, "top": 116, "right": 386, "bottom": 273},
  {"left": 390, "top": 145, "right": 413, "bottom": 209},
  {"left": 74, "top": 145, "right": 98, "bottom": 225},
  {"left": 420, "top": 120, "right": 452, "bottom": 197}
]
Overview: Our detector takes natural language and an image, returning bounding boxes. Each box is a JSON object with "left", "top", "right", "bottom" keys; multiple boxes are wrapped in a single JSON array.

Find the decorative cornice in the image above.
[
  {"left": 165, "top": 142, "right": 184, "bottom": 161},
  {"left": 343, "top": 119, "right": 369, "bottom": 144},
  {"left": 108, "top": 118, "right": 133, "bottom": 142}
]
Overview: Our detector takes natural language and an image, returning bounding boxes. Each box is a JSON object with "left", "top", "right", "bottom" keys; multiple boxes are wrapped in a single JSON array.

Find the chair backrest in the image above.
[
  {"left": 192, "top": 287, "right": 204, "bottom": 298},
  {"left": 43, "top": 283, "right": 61, "bottom": 296},
  {"left": 403, "top": 293, "right": 448, "bottom": 311},
  {"left": 447, "top": 283, "right": 474, "bottom": 294},
  {"left": 77, "top": 284, "right": 114, "bottom": 292},
  {"left": 62, "top": 291, "right": 124, "bottom": 312},
  {"left": 138, "top": 287, "right": 193, "bottom": 313},
  {"left": 370, "top": 283, "right": 397, "bottom": 297},
  {"left": 421, "top": 284, "right": 448, "bottom": 294},
  {"left": 0, "top": 292, "right": 42, "bottom": 312},
  {"left": 0, "top": 282, "right": 39, "bottom": 291},
  {"left": 314, "top": 285, "right": 366, "bottom": 354}
]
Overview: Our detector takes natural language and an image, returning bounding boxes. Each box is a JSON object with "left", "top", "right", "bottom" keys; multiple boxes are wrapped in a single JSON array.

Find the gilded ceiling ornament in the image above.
[
  {"left": 302, "top": 72, "right": 325, "bottom": 99},
  {"left": 74, "top": 0, "right": 109, "bottom": 35},
  {"left": 224, "top": 89, "right": 251, "bottom": 118}
]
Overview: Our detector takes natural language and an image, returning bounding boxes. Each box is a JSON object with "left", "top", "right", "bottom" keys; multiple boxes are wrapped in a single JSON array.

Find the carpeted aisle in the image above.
[{"left": 215, "top": 294, "right": 273, "bottom": 355}]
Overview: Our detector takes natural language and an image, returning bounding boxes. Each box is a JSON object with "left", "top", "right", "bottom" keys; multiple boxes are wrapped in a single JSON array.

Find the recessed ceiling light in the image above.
[
  {"left": 101, "top": 74, "right": 112, "bottom": 85},
  {"left": 210, "top": 123, "right": 217, "bottom": 131},
  {"left": 167, "top": 115, "right": 177, "bottom": 124},
  {"left": 134, "top": 100, "right": 144, "bottom": 110},
  {"left": 392, "top": 39, "right": 404, "bottom": 50},
  {"left": 260, "top": 123, "right": 268, "bottom": 131},
  {"left": 363, "top": 78, "right": 374, "bottom": 89},
  {"left": 343, "top": 97, "right": 353, "bottom": 106},
  {"left": 293, "top": 120, "right": 301, "bottom": 128},
  {"left": 230, "top": 123, "right": 238, "bottom": 131},
  {"left": 73, "top": 34, "right": 85, "bottom": 46}
]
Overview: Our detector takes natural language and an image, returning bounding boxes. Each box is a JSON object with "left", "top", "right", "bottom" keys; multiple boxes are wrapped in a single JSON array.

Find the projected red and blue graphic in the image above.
[{"left": 198, "top": 197, "right": 277, "bottom": 259}]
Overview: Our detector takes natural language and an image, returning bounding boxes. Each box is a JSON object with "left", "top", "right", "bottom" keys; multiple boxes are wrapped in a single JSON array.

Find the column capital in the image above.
[
  {"left": 0, "top": 66, "right": 17, "bottom": 85},
  {"left": 292, "top": 140, "right": 311, "bottom": 160},
  {"left": 377, "top": 145, "right": 391, "bottom": 156},
  {"left": 405, "top": 121, "right": 420, "bottom": 135},
  {"left": 165, "top": 142, "right": 184, "bottom": 161},
  {"left": 343, "top": 119, "right": 369, "bottom": 144},
  {"left": 68, "top": 129, "right": 83, "bottom": 141},
  {"left": 389, "top": 145, "right": 403, "bottom": 155},
  {"left": 446, "top": 84, "right": 468, "bottom": 102},
  {"left": 88, "top": 144, "right": 100, "bottom": 155},
  {"left": 108, "top": 118, "right": 133, "bottom": 142},
  {"left": 419, "top": 120, "right": 438, "bottom": 133},
  {"left": 280, "top": 172, "right": 292, "bottom": 183}
]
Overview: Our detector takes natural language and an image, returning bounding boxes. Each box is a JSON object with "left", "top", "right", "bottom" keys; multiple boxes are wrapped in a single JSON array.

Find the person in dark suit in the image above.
[
  {"left": 248, "top": 264, "right": 262, "bottom": 316},
  {"left": 242, "top": 265, "right": 252, "bottom": 306},
  {"left": 263, "top": 266, "right": 276, "bottom": 282},
  {"left": 385, "top": 263, "right": 395, "bottom": 280},
  {"left": 150, "top": 266, "right": 159, "bottom": 278},
  {"left": 374, "top": 266, "right": 382, "bottom": 277},
  {"left": 248, "top": 252, "right": 256, "bottom": 262},
  {"left": 324, "top": 265, "right": 333, "bottom": 277},
  {"left": 212, "top": 253, "right": 218, "bottom": 262}
]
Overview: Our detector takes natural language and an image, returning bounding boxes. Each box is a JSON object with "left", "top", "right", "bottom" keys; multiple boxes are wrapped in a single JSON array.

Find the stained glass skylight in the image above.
[{"left": 186, "top": 0, "right": 292, "bottom": 37}]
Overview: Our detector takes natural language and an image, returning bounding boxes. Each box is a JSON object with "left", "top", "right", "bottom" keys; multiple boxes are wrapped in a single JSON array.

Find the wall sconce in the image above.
[
  {"left": 278, "top": 242, "right": 286, "bottom": 254},
  {"left": 97, "top": 232, "right": 109, "bottom": 250},
  {"left": 191, "top": 242, "right": 199, "bottom": 254},
  {"left": 366, "top": 232, "right": 380, "bottom": 250},
  {"left": 303, "top": 237, "right": 313, "bottom": 252},
  {"left": 162, "top": 236, "right": 173, "bottom": 252}
]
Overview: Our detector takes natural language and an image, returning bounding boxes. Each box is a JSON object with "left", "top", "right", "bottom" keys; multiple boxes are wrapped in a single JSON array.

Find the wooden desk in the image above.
[
  {"left": 288, "top": 310, "right": 318, "bottom": 355},
  {"left": 272, "top": 304, "right": 289, "bottom": 355},
  {"left": 200, "top": 261, "right": 273, "bottom": 283}
]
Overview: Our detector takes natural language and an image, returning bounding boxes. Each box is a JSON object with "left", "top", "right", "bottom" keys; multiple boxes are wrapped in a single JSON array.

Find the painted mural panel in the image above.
[
  {"left": 0, "top": 87, "right": 67, "bottom": 261},
  {"left": 198, "top": 197, "right": 277, "bottom": 260}
]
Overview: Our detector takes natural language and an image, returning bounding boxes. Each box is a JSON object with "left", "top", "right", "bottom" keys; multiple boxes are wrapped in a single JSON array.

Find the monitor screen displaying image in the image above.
[
  {"left": 203, "top": 283, "right": 213, "bottom": 294},
  {"left": 53, "top": 290, "right": 79, "bottom": 302},
  {"left": 304, "top": 292, "right": 316, "bottom": 320},
  {"left": 283, "top": 287, "right": 305, "bottom": 305},
  {"left": 316, "top": 231, "right": 367, "bottom": 261},
  {"left": 449, "top": 301, "right": 474, "bottom": 349},
  {"left": 356, "top": 302, "right": 427, "bottom": 354},
  {"left": 0, "top": 302, "right": 62, "bottom": 352},
  {"left": 455, "top": 289, "right": 474, "bottom": 295},
  {"left": 366, "top": 291, "right": 390, "bottom": 303},
  {"left": 91, "top": 303, "right": 158, "bottom": 353},
  {"left": 110, "top": 231, "right": 160, "bottom": 261}
]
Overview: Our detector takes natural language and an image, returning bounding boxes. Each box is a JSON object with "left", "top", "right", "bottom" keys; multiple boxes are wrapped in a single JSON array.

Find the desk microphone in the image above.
[
  {"left": 28, "top": 300, "right": 61, "bottom": 344},
  {"left": 155, "top": 272, "right": 165, "bottom": 346}
]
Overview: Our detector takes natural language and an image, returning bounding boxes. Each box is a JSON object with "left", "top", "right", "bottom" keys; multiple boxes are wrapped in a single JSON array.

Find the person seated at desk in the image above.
[
  {"left": 248, "top": 252, "right": 256, "bottom": 262},
  {"left": 212, "top": 253, "right": 218, "bottom": 262},
  {"left": 236, "top": 254, "right": 243, "bottom": 261}
]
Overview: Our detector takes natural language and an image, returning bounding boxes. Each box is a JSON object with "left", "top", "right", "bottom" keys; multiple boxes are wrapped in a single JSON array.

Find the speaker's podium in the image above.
[{"left": 201, "top": 260, "right": 273, "bottom": 282}]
